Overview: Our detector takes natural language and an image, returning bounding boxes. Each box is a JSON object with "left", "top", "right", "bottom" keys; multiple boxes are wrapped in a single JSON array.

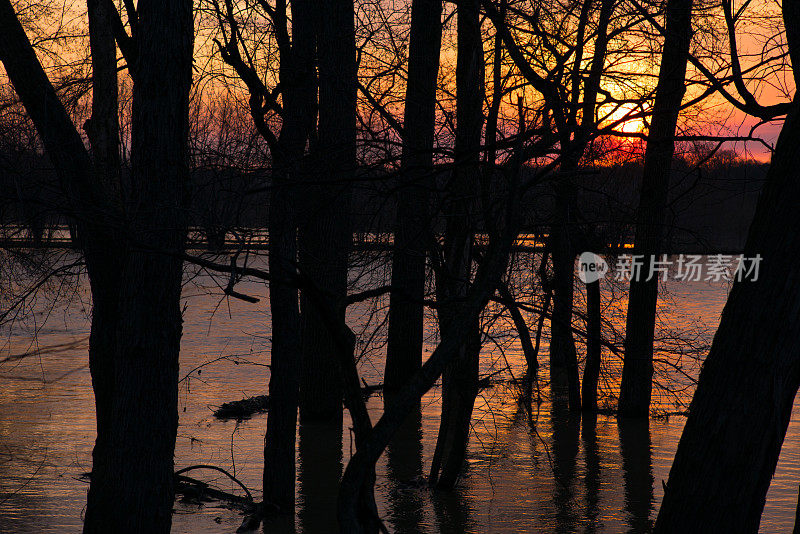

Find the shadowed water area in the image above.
[{"left": 1, "top": 251, "right": 799, "bottom": 533}]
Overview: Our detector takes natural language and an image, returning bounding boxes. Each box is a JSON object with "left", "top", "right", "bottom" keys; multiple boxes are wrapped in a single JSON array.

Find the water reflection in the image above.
[
  {"left": 431, "top": 485, "right": 474, "bottom": 533},
  {"left": 618, "top": 417, "right": 654, "bottom": 533},
  {"left": 297, "top": 418, "right": 343, "bottom": 534},
  {"left": 385, "top": 394, "right": 425, "bottom": 533},
  {"left": 582, "top": 412, "right": 601, "bottom": 534},
  {"left": 6, "top": 258, "right": 800, "bottom": 532},
  {"left": 550, "top": 372, "right": 581, "bottom": 534}
]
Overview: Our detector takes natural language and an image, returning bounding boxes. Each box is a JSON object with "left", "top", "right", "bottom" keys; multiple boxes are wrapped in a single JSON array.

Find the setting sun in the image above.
[{"left": 601, "top": 101, "right": 648, "bottom": 134}]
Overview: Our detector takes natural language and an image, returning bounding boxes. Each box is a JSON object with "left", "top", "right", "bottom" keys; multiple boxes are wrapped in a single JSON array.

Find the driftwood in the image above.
[
  {"left": 214, "top": 383, "right": 385, "bottom": 420},
  {"left": 212, "top": 395, "right": 270, "bottom": 419}
]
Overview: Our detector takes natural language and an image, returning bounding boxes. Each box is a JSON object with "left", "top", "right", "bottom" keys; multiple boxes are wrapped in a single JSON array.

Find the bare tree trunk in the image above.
[
  {"left": 653, "top": 98, "right": 800, "bottom": 531},
  {"left": 548, "top": 181, "right": 581, "bottom": 411},
  {"left": 298, "top": 0, "right": 355, "bottom": 422},
  {"left": 384, "top": 0, "right": 443, "bottom": 393},
  {"left": 581, "top": 278, "right": 601, "bottom": 412},
  {"left": 338, "top": 219, "right": 520, "bottom": 532},
  {"left": 262, "top": 0, "right": 316, "bottom": 513},
  {"left": 618, "top": 0, "right": 693, "bottom": 417},
  {"left": 92, "top": 0, "right": 193, "bottom": 529},
  {"left": 82, "top": 0, "right": 123, "bottom": 524},
  {"left": 298, "top": 420, "right": 343, "bottom": 532},
  {"left": 428, "top": 0, "right": 483, "bottom": 490},
  {"left": 1, "top": 0, "right": 191, "bottom": 529}
]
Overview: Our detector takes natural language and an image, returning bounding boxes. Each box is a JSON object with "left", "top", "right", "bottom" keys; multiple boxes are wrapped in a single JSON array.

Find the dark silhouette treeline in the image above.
[{"left": 0, "top": 151, "right": 767, "bottom": 254}]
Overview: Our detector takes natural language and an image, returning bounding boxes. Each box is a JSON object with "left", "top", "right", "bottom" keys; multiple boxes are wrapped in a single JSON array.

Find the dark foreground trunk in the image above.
[
  {"left": 653, "top": 99, "right": 800, "bottom": 531},
  {"left": 549, "top": 179, "right": 581, "bottom": 411},
  {"left": 85, "top": 0, "right": 193, "bottom": 528},
  {"left": 298, "top": 419, "right": 343, "bottom": 532},
  {"left": 82, "top": 0, "right": 123, "bottom": 522},
  {"left": 428, "top": 0, "right": 483, "bottom": 490},
  {"left": 618, "top": 0, "right": 693, "bottom": 417},
  {"left": 262, "top": 0, "right": 316, "bottom": 513},
  {"left": 0, "top": 0, "right": 192, "bottom": 529},
  {"left": 581, "top": 279, "right": 602, "bottom": 412},
  {"left": 262, "top": 175, "right": 302, "bottom": 512},
  {"left": 298, "top": 0, "right": 355, "bottom": 422},
  {"left": 385, "top": 0, "right": 443, "bottom": 393}
]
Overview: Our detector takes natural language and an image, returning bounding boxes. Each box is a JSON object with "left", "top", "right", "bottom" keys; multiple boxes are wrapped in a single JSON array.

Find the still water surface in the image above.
[{"left": 1, "top": 253, "right": 798, "bottom": 533}]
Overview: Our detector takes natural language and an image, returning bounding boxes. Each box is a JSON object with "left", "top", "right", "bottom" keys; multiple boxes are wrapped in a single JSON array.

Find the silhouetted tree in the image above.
[
  {"left": 618, "top": 0, "right": 694, "bottom": 416},
  {"left": 297, "top": 0, "right": 356, "bottom": 422},
  {"left": 654, "top": 14, "right": 800, "bottom": 530},
  {"left": 0, "top": 0, "right": 193, "bottom": 531},
  {"left": 261, "top": 0, "right": 316, "bottom": 514},
  {"left": 428, "top": 0, "right": 484, "bottom": 490},
  {"left": 384, "top": 0, "right": 443, "bottom": 393}
]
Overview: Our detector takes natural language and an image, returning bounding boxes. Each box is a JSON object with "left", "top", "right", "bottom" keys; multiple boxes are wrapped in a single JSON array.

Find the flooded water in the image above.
[{"left": 1, "top": 251, "right": 799, "bottom": 533}]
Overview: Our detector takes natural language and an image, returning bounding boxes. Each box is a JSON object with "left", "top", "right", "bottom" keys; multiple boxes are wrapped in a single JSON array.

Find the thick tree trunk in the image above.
[
  {"left": 88, "top": 0, "right": 193, "bottom": 529},
  {"left": 84, "top": 0, "right": 120, "bottom": 202},
  {"left": 0, "top": 3, "right": 190, "bottom": 530},
  {"left": 298, "top": 0, "right": 355, "bottom": 422},
  {"left": 653, "top": 99, "right": 800, "bottom": 531},
  {"left": 82, "top": 0, "right": 123, "bottom": 524},
  {"left": 262, "top": 176, "right": 302, "bottom": 512},
  {"left": 549, "top": 178, "right": 581, "bottom": 411},
  {"left": 384, "top": 0, "right": 443, "bottom": 393},
  {"left": 581, "top": 279, "right": 601, "bottom": 412},
  {"left": 428, "top": 0, "right": 483, "bottom": 490},
  {"left": 298, "top": 419, "right": 343, "bottom": 532},
  {"left": 618, "top": 0, "right": 693, "bottom": 417},
  {"left": 262, "top": 0, "right": 316, "bottom": 513}
]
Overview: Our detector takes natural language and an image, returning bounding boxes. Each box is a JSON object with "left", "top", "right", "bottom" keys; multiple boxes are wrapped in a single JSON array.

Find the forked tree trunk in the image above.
[
  {"left": 0, "top": 0, "right": 193, "bottom": 529},
  {"left": 385, "top": 0, "right": 443, "bottom": 393},
  {"left": 90, "top": 0, "right": 193, "bottom": 528},
  {"left": 298, "top": 0, "right": 355, "bottom": 422},
  {"left": 262, "top": 0, "right": 316, "bottom": 512},
  {"left": 618, "top": 0, "right": 693, "bottom": 417},
  {"left": 338, "top": 218, "right": 520, "bottom": 532},
  {"left": 428, "top": 0, "right": 483, "bottom": 489},
  {"left": 653, "top": 99, "right": 800, "bottom": 531}
]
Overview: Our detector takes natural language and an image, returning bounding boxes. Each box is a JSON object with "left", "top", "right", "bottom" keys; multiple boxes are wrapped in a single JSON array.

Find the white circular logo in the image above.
[{"left": 578, "top": 252, "right": 609, "bottom": 283}]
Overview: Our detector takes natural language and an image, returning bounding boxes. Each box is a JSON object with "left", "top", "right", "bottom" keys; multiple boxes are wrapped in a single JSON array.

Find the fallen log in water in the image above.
[
  {"left": 214, "top": 383, "right": 388, "bottom": 420},
  {"left": 212, "top": 395, "right": 270, "bottom": 420}
]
